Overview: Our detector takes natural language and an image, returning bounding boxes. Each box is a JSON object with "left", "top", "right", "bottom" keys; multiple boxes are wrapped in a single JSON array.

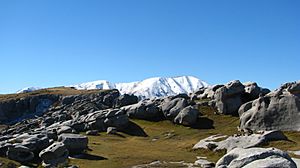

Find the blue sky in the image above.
[{"left": 0, "top": 0, "right": 299, "bottom": 93}]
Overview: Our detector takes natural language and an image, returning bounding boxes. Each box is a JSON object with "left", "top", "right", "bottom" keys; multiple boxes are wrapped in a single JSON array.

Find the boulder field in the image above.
[
  {"left": 0, "top": 87, "right": 202, "bottom": 167},
  {"left": 0, "top": 80, "right": 299, "bottom": 167}
]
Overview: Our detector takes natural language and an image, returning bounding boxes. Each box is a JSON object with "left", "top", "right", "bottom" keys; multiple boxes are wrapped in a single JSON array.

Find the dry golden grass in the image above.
[
  {"left": 0, "top": 157, "right": 19, "bottom": 168},
  {"left": 0, "top": 87, "right": 112, "bottom": 101}
]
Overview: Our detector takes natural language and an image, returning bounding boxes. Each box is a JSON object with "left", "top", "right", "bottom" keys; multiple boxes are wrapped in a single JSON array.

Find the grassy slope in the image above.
[
  {"left": 0, "top": 87, "right": 112, "bottom": 101},
  {"left": 70, "top": 106, "right": 300, "bottom": 168},
  {"left": 70, "top": 106, "right": 240, "bottom": 168}
]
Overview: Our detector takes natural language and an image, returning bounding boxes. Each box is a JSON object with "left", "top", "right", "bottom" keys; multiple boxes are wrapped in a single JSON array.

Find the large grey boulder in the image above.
[
  {"left": 216, "top": 147, "right": 297, "bottom": 168},
  {"left": 7, "top": 145, "right": 34, "bottom": 162},
  {"left": 174, "top": 105, "right": 199, "bottom": 126},
  {"left": 122, "top": 99, "right": 163, "bottom": 121},
  {"left": 39, "top": 142, "right": 69, "bottom": 167},
  {"left": 160, "top": 97, "right": 189, "bottom": 120},
  {"left": 58, "top": 133, "right": 88, "bottom": 154},
  {"left": 0, "top": 95, "right": 58, "bottom": 123},
  {"left": 193, "top": 130, "right": 287, "bottom": 152},
  {"left": 114, "top": 94, "right": 138, "bottom": 108},
  {"left": 240, "top": 81, "right": 300, "bottom": 131},
  {"left": 214, "top": 80, "right": 245, "bottom": 115},
  {"left": 74, "top": 109, "right": 129, "bottom": 131}
]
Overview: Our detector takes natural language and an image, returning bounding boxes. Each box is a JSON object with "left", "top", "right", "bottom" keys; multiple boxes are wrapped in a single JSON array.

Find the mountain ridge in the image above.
[
  {"left": 70, "top": 76, "right": 209, "bottom": 99},
  {"left": 17, "top": 76, "right": 208, "bottom": 99}
]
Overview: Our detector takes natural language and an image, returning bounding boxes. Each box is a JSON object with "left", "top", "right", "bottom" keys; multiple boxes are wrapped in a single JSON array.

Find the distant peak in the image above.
[
  {"left": 70, "top": 76, "right": 209, "bottom": 99},
  {"left": 16, "top": 76, "right": 209, "bottom": 99}
]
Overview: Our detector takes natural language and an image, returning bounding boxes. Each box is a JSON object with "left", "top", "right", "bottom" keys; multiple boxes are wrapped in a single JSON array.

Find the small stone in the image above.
[
  {"left": 86, "top": 130, "right": 99, "bottom": 136},
  {"left": 107, "top": 127, "right": 117, "bottom": 134}
]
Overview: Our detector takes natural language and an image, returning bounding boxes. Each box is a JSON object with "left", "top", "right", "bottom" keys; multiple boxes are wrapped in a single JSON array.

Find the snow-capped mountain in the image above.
[
  {"left": 70, "top": 76, "right": 209, "bottom": 99},
  {"left": 16, "top": 87, "right": 42, "bottom": 93},
  {"left": 70, "top": 80, "right": 115, "bottom": 90}
]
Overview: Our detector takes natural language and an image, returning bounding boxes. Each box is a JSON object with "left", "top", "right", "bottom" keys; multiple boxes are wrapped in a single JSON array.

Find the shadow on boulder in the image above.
[
  {"left": 120, "top": 121, "right": 148, "bottom": 137},
  {"left": 191, "top": 117, "right": 214, "bottom": 129},
  {"left": 71, "top": 153, "right": 107, "bottom": 161}
]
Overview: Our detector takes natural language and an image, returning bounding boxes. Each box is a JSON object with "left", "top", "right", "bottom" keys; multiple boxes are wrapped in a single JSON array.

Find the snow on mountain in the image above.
[
  {"left": 71, "top": 76, "right": 209, "bottom": 99},
  {"left": 17, "top": 87, "right": 42, "bottom": 93},
  {"left": 70, "top": 80, "right": 115, "bottom": 90}
]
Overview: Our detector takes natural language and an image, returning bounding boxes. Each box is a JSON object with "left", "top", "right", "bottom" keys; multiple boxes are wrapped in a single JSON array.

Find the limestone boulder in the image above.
[
  {"left": 122, "top": 99, "right": 163, "bottom": 121},
  {"left": 160, "top": 97, "right": 189, "bottom": 120},
  {"left": 174, "top": 105, "right": 199, "bottom": 126},
  {"left": 58, "top": 133, "right": 88, "bottom": 154},
  {"left": 39, "top": 142, "right": 69, "bottom": 167},
  {"left": 216, "top": 147, "right": 297, "bottom": 168},
  {"left": 114, "top": 94, "right": 138, "bottom": 108},
  {"left": 239, "top": 81, "right": 300, "bottom": 131},
  {"left": 193, "top": 130, "right": 287, "bottom": 152}
]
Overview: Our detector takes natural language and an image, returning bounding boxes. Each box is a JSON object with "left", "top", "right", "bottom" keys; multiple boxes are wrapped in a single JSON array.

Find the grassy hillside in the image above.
[{"left": 0, "top": 87, "right": 112, "bottom": 101}]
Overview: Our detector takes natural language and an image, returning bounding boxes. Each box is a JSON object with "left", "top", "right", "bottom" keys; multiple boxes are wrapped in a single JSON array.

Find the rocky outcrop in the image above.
[
  {"left": 58, "top": 89, "right": 121, "bottom": 118},
  {"left": 0, "top": 95, "right": 59, "bottom": 124},
  {"left": 239, "top": 81, "right": 300, "bottom": 131},
  {"left": 13, "top": 133, "right": 51, "bottom": 154},
  {"left": 193, "top": 80, "right": 269, "bottom": 116},
  {"left": 0, "top": 89, "right": 133, "bottom": 166},
  {"left": 122, "top": 94, "right": 200, "bottom": 126},
  {"left": 0, "top": 89, "right": 130, "bottom": 125},
  {"left": 73, "top": 109, "right": 129, "bottom": 132},
  {"left": 193, "top": 130, "right": 287, "bottom": 152},
  {"left": 216, "top": 147, "right": 297, "bottom": 168}
]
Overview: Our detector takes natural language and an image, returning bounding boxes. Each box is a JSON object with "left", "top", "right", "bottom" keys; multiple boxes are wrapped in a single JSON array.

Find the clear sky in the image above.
[{"left": 0, "top": 0, "right": 299, "bottom": 94}]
